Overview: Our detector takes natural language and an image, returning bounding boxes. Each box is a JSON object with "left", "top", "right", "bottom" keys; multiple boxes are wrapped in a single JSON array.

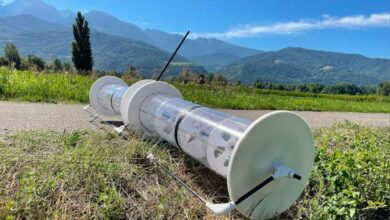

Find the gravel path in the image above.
[{"left": 0, "top": 101, "right": 388, "bottom": 134}]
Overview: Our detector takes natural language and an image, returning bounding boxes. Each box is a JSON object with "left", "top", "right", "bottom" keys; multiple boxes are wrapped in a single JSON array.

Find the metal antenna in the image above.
[{"left": 156, "top": 30, "right": 190, "bottom": 81}]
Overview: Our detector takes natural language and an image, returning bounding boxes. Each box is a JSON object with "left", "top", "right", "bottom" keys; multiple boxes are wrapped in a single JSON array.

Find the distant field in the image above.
[
  {"left": 0, "top": 69, "right": 389, "bottom": 112},
  {"left": 0, "top": 122, "right": 388, "bottom": 219}
]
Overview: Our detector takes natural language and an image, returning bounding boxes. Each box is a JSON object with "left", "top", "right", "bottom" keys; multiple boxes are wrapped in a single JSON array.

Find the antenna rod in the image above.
[{"left": 156, "top": 30, "right": 190, "bottom": 81}]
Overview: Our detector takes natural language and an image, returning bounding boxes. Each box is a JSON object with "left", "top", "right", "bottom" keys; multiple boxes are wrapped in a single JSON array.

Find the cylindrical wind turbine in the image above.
[{"left": 88, "top": 76, "right": 315, "bottom": 219}]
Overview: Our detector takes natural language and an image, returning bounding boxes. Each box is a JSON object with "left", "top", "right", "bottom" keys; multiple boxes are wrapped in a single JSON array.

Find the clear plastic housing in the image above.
[
  {"left": 97, "top": 84, "right": 128, "bottom": 114},
  {"left": 140, "top": 94, "right": 252, "bottom": 177}
]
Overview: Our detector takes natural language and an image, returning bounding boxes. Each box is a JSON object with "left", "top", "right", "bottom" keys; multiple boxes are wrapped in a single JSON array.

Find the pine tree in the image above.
[{"left": 72, "top": 12, "right": 93, "bottom": 74}]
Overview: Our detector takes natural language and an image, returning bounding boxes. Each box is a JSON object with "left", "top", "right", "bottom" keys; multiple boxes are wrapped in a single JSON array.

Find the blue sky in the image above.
[{"left": 45, "top": 0, "right": 389, "bottom": 58}]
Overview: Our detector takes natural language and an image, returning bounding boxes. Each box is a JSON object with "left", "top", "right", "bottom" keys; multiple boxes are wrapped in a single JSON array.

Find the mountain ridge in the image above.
[
  {"left": 0, "top": 0, "right": 261, "bottom": 65},
  {"left": 220, "top": 47, "right": 390, "bottom": 85},
  {"left": 0, "top": 0, "right": 388, "bottom": 85},
  {"left": 0, "top": 28, "right": 207, "bottom": 76},
  {"left": 0, "top": 14, "right": 64, "bottom": 34}
]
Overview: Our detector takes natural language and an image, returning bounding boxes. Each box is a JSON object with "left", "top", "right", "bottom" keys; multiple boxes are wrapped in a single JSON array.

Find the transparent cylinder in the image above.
[
  {"left": 139, "top": 93, "right": 252, "bottom": 177},
  {"left": 97, "top": 84, "right": 128, "bottom": 114}
]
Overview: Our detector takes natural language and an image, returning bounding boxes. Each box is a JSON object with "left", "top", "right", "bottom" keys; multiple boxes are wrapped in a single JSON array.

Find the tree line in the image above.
[
  {"left": 253, "top": 80, "right": 390, "bottom": 96},
  {"left": 0, "top": 43, "right": 72, "bottom": 72},
  {"left": 0, "top": 12, "right": 92, "bottom": 74},
  {"left": 169, "top": 71, "right": 390, "bottom": 96}
]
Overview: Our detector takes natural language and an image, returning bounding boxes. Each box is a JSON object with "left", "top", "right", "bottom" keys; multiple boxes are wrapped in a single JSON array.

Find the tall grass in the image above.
[
  {"left": 0, "top": 68, "right": 94, "bottom": 103},
  {"left": 0, "top": 68, "right": 389, "bottom": 112}
]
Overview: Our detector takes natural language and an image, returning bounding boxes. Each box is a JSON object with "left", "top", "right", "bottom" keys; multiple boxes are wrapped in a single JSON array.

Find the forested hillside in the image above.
[
  {"left": 0, "top": 29, "right": 206, "bottom": 76},
  {"left": 221, "top": 47, "right": 390, "bottom": 85}
]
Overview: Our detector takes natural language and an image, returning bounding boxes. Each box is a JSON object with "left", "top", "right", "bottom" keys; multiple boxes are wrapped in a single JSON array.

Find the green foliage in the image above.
[
  {"left": 0, "top": 57, "right": 8, "bottom": 67},
  {"left": 122, "top": 66, "right": 142, "bottom": 80},
  {"left": 60, "top": 130, "right": 88, "bottom": 147},
  {"left": 63, "top": 62, "right": 73, "bottom": 72},
  {"left": 254, "top": 81, "right": 379, "bottom": 95},
  {"left": 27, "top": 55, "right": 46, "bottom": 71},
  {"left": 284, "top": 122, "right": 389, "bottom": 219},
  {"left": 211, "top": 74, "right": 227, "bottom": 86},
  {"left": 0, "top": 69, "right": 93, "bottom": 103},
  {"left": 3, "top": 43, "right": 21, "bottom": 69},
  {"left": 377, "top": 81, "right": 390, "bottom": 96},
  {"left": 72, "top": 12, "right": 93, "bottom": 73},
  {"left": 0, "top": 123, "right": 388, "bottom": 219},
  {"left": 53, "top": 58, "right": 63, "bottom": 72}
]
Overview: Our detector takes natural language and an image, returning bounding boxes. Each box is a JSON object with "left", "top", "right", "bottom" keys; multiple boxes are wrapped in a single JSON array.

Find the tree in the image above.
[
  {"left": 212, "top": 74, "right": 227, "bottom": 86},
  {"left": 377, "top": 81, "right": 390, "bottom": 96},
  {"left": 122, "top": 66, "right": 143, "bottom": 81},
  {"left": 179, "top": 67, "right": 190, "bottom": 83},
  {"left": 126, "top": 66, "right": 142, "bottom": 78},
  {"left": 205, "top": 74, "right": 214, "bottom": 84},
  {"left": 53, "top": 58, "right": 63, "bottom": 72},
  {"left": 0, "top": 57, "right": 8, "bottom": 67},
  {"left": 4, "top": 43, "right": 21, "bottom": 69},
  {"left": 71, "top": 12, "right": 93, "bottom": 74},
  {"left": 27, "top": 55, "right": 45, "bottom": 71},
  {"left": 63, "top": 62, "right": 72, "bottom": 72}
]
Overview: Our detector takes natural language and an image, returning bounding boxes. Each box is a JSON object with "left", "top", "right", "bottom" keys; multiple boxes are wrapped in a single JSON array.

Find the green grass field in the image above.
[
  {"left": 0, "top": 122, "right": 388, "bottom": 219},
  {"left": 0, "top": 68, "right": 389, "bottom": 112}
]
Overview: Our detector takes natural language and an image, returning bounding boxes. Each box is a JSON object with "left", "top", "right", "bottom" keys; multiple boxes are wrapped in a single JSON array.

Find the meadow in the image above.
[
  {"left": 0, "top": 68, "right": 389, "bottom": 113},
  {"left": 0, "top": 122, "right": 388, "bottom": 219}
]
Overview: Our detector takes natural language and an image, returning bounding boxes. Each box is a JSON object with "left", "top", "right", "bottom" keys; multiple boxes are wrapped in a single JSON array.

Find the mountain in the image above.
[
  {"left": 84, "top": 10, "right": 153, "bottom": 44},
  {"left": 0, "top": 1, "right": 261, "bottom": 70},
  {"left": 81, "top": 12, "right": 261, "bottom": 67},
  {"left": 221, "top": 47, "right": 390, "bottom": 85},
  {"left": 0, "top": 29, "right": 206, "bottom": 77},
  {"left": 0, "top": 15, "right": 63, "bottom": 34},
  {"left": 188, "top": 53, "right": 241, "bottom": 72},
  {"left": 143, "top": 29, "right": 260, "bottom": 58},
  {"left": 1, "top": 1, "right": 387, "bottom": 85},
  {"left": 144, "top": 29, "right": 261, "bottom": 71},
  {"left": 0, "top": 0, "right": 68, "bottom": 24}
]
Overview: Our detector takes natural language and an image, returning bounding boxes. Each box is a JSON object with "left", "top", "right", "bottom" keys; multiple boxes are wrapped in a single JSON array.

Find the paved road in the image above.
[{"left": 0, "top": 101, "right": 388, "bottom": 134}]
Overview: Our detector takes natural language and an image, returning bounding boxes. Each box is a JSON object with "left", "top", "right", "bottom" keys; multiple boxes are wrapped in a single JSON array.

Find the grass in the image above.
[
  {"left": 176, "top": 83, "right": 389, "bottom": 112},
  {"left": 0, "top": 68, "right": 94, "bottom": 103},
  {"left": 0, "top": 122, "right": 388, "bottom": 219},
  {"left": 0, "top": 68, "right": 389, "bottom": 112}
]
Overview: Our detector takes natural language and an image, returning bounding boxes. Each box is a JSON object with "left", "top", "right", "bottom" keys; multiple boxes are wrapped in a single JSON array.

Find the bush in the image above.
[
  {"left": 285, "top": 122, "right": 390, "bottom": 219},
  {"left": 27, "top": 55, "right": 46, "bottom": 71},
  {"left": 0, "top": 57, "right": 8, "bottom": 67},
  {"left": 53, "top": 59, "right": 63, "bottom": 72},
  {"left": 377, "top": 81, "right": 390, "bottom": 96}
]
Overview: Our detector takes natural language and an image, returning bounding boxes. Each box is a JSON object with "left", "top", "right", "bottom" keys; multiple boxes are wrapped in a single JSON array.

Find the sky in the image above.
[{"left": 44, "top": 0, "right": 390, "bottom": 58}]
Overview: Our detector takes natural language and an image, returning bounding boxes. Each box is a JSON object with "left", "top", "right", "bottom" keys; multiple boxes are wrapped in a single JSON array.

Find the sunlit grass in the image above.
[{"left": 0, "top": 68, "right": 388, "bottom": 112}]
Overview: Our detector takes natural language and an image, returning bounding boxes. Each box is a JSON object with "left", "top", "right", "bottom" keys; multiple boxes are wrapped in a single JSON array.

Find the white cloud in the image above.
[
  {"left": 193, "top": 12, "right": 390, "bottom": 39},
  {"left": 0, "top": 0, "right": 14, "bottom": 6}
]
